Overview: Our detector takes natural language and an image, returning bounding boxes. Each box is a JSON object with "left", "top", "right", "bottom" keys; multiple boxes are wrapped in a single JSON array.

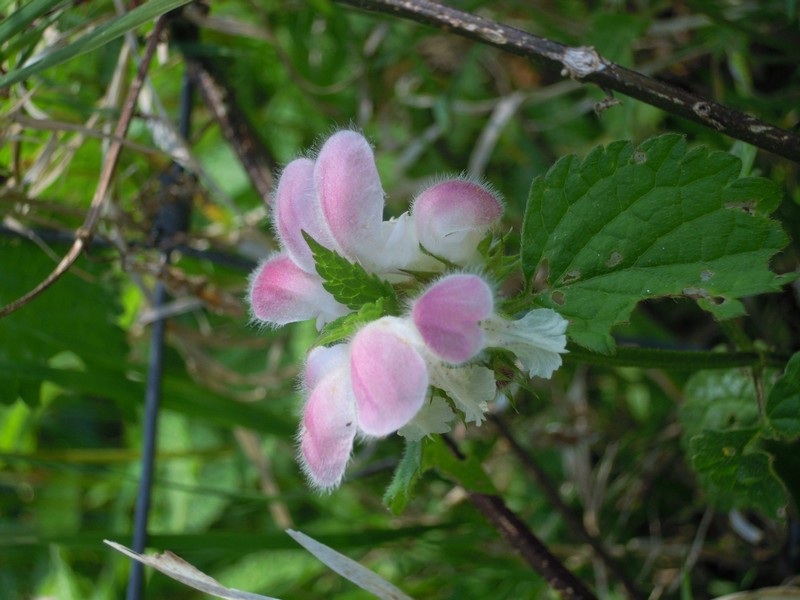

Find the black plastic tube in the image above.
[
  {"left": 125, "top": 27, "right": 195, "bottom": 599},
  {"left": 125, "top": 280, "right": 167, "bottom": 600}
]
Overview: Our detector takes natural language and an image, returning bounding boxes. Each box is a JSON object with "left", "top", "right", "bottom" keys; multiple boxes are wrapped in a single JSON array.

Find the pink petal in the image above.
[
  {"left": 314, "top": 131, "right": 384, "bottom": 261},
  {"left": 299, "top": 367, "right": 357, "bottom": 491},
  {"left": 304, "top": 344, "right": 349, "bottom": 392},
  {"left": 274, "top": 158, "right": 338, "bottom": 273},
  {"left": 350, "top": 317, "right": 429, "bottom": 437},
  {"left": 411, "top": 274, "right": 494, "bottom": 363},
  {"left": 248, "top": 253, "right": 347, "bottom": 326},
  {"left": 413, "top": 179, "right": 502, "bottom": 264}
]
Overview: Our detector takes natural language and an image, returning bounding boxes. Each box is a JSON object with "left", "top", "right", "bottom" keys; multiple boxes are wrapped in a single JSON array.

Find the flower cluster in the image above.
[{"left": 248, "top": 130, "right": 568, "bottom": 490}]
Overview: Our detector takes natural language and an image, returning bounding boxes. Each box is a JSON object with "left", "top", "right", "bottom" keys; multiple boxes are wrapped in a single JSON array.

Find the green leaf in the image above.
[
  {"left": 766, "top": 352, "right": 800, "bottom": 440},
  {"left": 522, "top": 134, "right": 789, "bottom": 353},
  {"left": 314, "top": 298, "right": 388, "bottom": 347},
  {"left": 0, "top": 240, "right": 128, "bottom": 405},
  {"left": 422, "top": 437, "right": 496, "bottom": 495},
  {"left": 688, "top": 428, "right": 786, "bottom": 517},
  {"left": 0, "top": 0, "right": 194, "bottom": 88},
  {"left": 679, "top": 369, "right": 762, "bottom": 446},
  {"left": 383, "top": 440, "right": 424, "bottom": 515},
  {"left": 764, "top": 438, "right": 800, "bottom": 512},
  {"left": 0, "top": 0, "right": 67, "bottom": 47},
  {"left": 303, "top": 232, "right": 398, "bottom": 312}
]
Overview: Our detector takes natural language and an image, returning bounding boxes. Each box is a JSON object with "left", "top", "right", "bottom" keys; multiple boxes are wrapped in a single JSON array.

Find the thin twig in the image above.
[
  {"left": 185, "top": 57, "right": 276, "bottom": 201},
  {"left": 442, "top": 435, "right": 598, "bottom": 600},
  {"left": 0, "top": 18, "right": 166, "bottom": 319},
  {"left": 490, "top": 414, "right": 644, "bottom": 600},
  {"left": 335, "top": 0, "right": 800, "bottom": 163}
]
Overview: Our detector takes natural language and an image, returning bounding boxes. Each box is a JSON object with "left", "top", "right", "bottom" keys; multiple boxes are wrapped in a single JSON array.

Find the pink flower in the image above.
[
  {"left": 411, "top": 274, "right": 568, "bottom": 378},
  {"left": 299, "top": 345, "right": 356, "bottom": 491},
  {"left": 247, "top": 130, "right": 571, "bottom": 493},
  {"left": 298, "top": 318, "right": 430, "bottom": 489},
  {"left": 411, "top": 273, "right": 494, "bottom": 362},
  {"left": 274, "top": 157, "right": 339, "bottom": 274},
  {"left": 350, "top": 317, "right": 429, "bottom": 437},
  {"left": 249, "top": 131, "right": 387, "bottom": 329},
  {"left": 412, "top": 179, "right": 503, "bottom": 266},
  {"left": 248, "top": 253, "right": 348, "bottom": 328}
]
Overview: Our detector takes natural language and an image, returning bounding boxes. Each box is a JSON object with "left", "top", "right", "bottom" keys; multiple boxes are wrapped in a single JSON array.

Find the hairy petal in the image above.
[
  {"left": 248, "top": 253, "right": 348, "bottom": 327},
  {"left": 299, "top": 367, "right": 357, "bottom": 491},
  {"left": 413, "top": 179, "right": 503, "bottom": 265},
  {"left": 274, "top": 158, "right": 338, "bottom": 273},
  {"left": 412, "top": 274, "right": 494, "bottom": 363},
  {"left": 304, "top": 344, "right": 350, "bottom": 392},
  {"left": 350, "top": 317, "right": 429, "bottom": 437},
  {"left": 314, "top": 131, "right": 384, "bottom": 263},
  {"left": 482, "top": 309, "right": 568, "bottom": 379}
]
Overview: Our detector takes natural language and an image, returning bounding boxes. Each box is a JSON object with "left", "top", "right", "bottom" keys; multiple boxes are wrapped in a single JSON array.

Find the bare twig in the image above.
[
  {"left": 442, "top": 435, "right": 599, "bottom": 600},
  {"left": 185, "top": 57, "right": 276, "bottom": 201},
  {"left": 490, "top": 414, "right": 644, "bottom": 600},
  {"left": 0, "top": 18, "right": 166, "bottom": 319},
  {"left": 335, "top": 0, "right": 800, "bottom": 163}
]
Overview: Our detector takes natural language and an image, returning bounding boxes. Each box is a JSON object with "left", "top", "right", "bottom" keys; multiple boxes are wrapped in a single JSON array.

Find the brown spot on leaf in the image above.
[
  {"left": 724, "top": 200, "right": 756, "bottom": 216},
  {"left": 561, "top": 270, "right": 581, "bottom": 285},
  {"left": 606, "top": 251, "right": 623, "bottom": 268}
]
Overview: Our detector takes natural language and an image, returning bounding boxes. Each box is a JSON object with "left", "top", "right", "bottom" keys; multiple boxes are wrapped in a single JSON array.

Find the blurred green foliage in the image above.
[{"left": 1, "top": 0, "right": 799, "bottom": 598}]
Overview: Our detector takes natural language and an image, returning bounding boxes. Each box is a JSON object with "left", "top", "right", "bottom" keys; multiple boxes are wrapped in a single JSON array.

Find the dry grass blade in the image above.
[
  {"left": 286, "top": 529, "right": 414, "bottom": 600},
  {"left": 104, "top": 540, "right": 282, "bottom": 600}
]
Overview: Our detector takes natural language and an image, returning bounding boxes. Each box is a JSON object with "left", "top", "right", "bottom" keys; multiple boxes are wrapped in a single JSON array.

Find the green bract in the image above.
[{"left": 303, "top": 232, "right": 399, "bottom": 314}]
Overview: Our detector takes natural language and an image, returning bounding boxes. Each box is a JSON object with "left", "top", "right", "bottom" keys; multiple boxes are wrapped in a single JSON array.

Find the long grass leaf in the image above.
[
  {"left": 0, "top": 0, "right": 193, "bottom": 88},
  {"left": 0, "top": 0, "right": 67, "bottom": 47},
  {"left": 287, "top": 529, "right": 414, "bottom": 600}
]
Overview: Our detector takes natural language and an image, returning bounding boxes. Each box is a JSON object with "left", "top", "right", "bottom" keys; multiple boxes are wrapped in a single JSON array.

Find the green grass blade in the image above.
[
  {"left": 0, "top": 0, "right": 193, "bottom": 88},
  {"left": 0, "top": 0, "right": 66, "bottom": 47}
]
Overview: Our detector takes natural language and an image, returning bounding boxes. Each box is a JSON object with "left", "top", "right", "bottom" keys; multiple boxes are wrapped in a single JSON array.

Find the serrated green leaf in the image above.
[
  {"left": 383, "top": 440, "right": 424, "bottom": 515},
  {"left": 522, "top": 134, "right": 789, "bottom": 353},
  {"left": 422, "top": 437, "right": 496, "bottom": 495},
  {"left": 688, "top": 428, "right": 786, "bottom": 517},
  {"left": 766, "top": 352, "right": 800, "bottom": 440},
  {"left": 679, "top": 369, "right": 762, "bottom": 446},
  {"left": 314, "top": 299, "right": 388, "bottom": 347},
  {"left": 303, "top": 232, "right": 399, "bottom": 312}
]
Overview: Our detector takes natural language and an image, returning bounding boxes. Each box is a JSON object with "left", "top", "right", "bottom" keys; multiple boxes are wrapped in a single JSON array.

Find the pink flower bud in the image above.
[
  {"left": 412, "top": 179, "right": 502, "bottom": 265},
  {"left": 314, "top": 131, "right": 385, "bottom": 262},
  {"left": 274, "top": 158, "right": 339, "bottom": 274},
  {"left": 299, "top": 364, "right": 357, "bottom": 491},
  {"left": 350, "top": 317, "right": 429, "bottom": 437},
  {"left": 411, "top": 274, "right": 494, "bottom": 363},
  {"left": 248, "top": 253, "right": 347, "bottom": 327}
]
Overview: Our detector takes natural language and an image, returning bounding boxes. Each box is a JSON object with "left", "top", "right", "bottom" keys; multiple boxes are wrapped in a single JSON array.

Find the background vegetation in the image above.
[{"left": 1, "top": 0, "right": 799, "bottom": 598}]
